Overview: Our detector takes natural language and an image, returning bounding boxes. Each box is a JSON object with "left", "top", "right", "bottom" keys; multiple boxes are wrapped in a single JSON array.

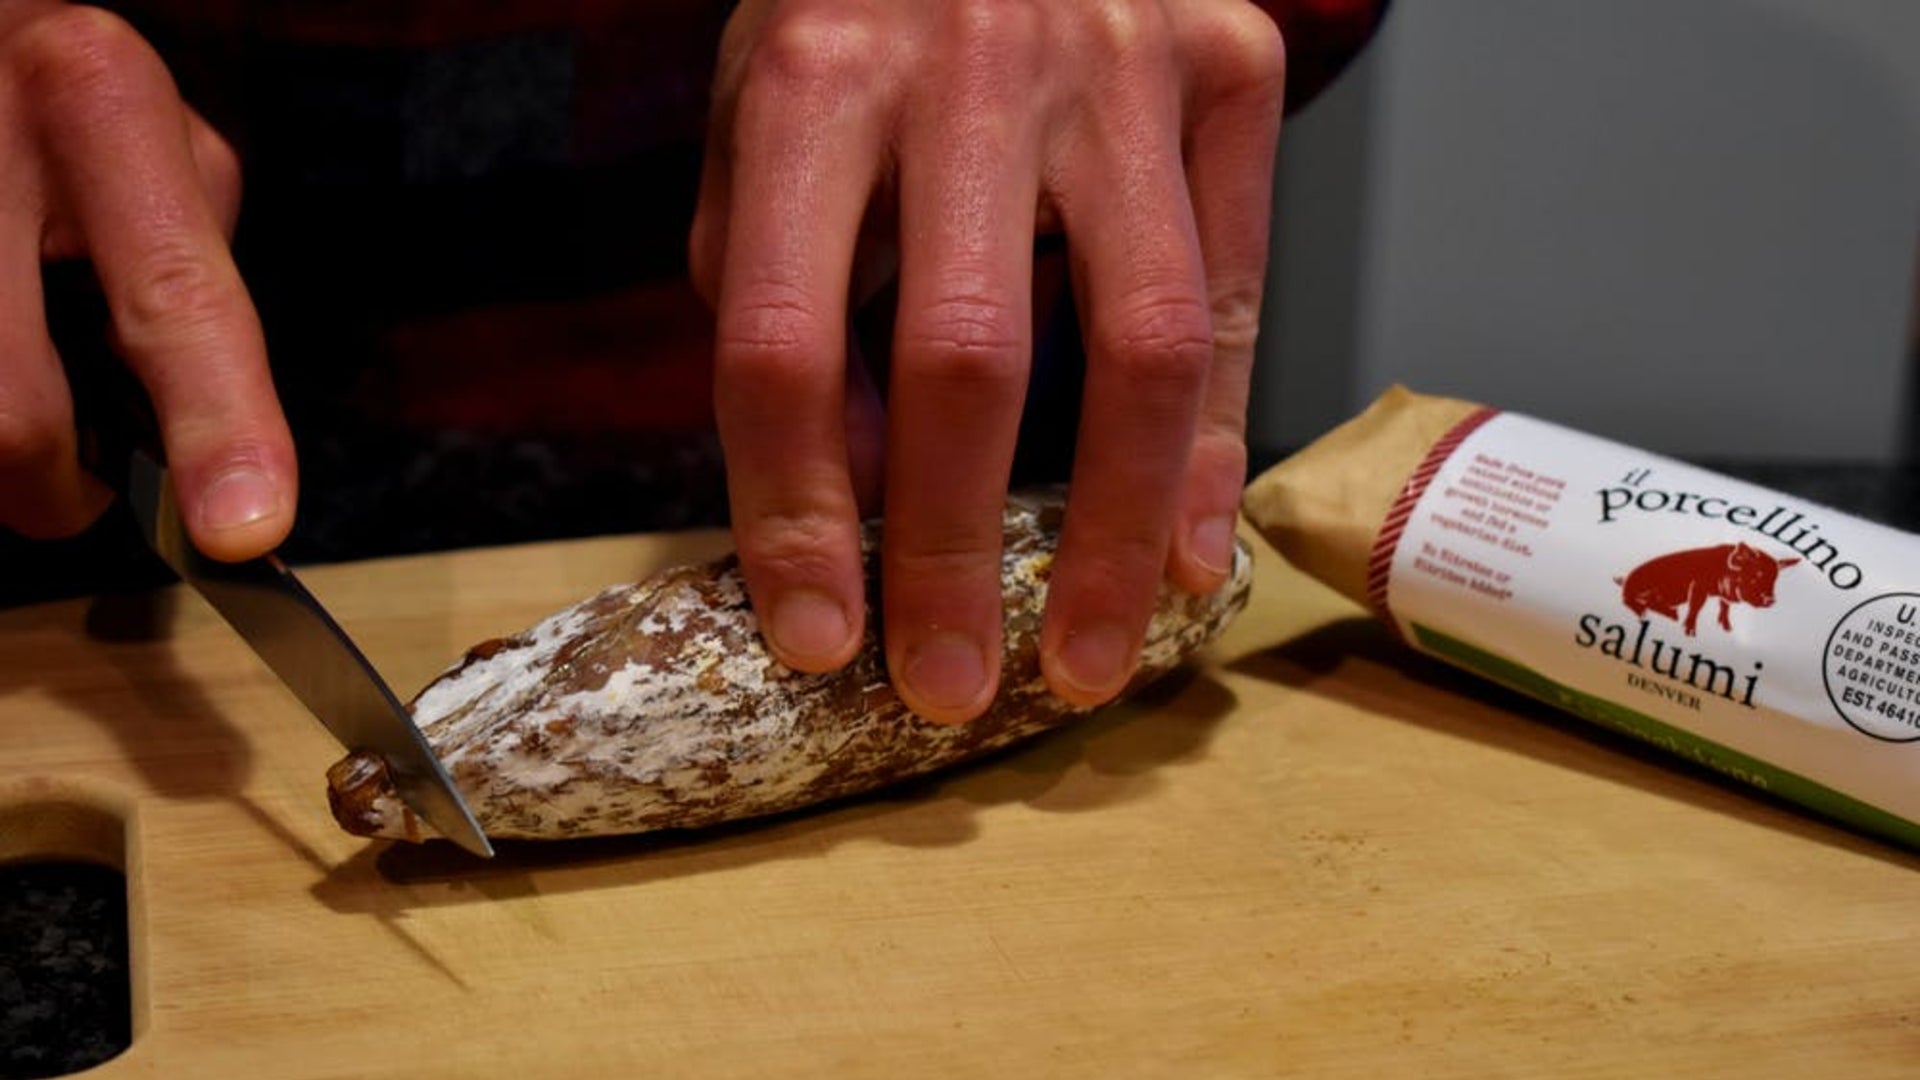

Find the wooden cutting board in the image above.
[{"left": 3, "top": 526, "right": 1915, "bottom": 1078}]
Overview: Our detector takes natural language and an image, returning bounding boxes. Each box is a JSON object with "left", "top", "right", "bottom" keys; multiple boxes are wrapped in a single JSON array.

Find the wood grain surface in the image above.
[{"left": 2, "top": 526, "right": 1915, "bottom": 1078}]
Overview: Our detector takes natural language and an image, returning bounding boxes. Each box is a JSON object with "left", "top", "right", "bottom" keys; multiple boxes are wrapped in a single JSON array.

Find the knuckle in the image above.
[
  {"left": 1082, "top": 0, "right": 1142, "bottom": 51},
  {"left": 737, "top": 508, "right": 852, "bottom": 582},
  {"left": 1208, "top": 317, "right": 1259, "bottom": 362},
  {"left": 1209, "top": 280, "right": 1265, "bottom": 358},
  {"left": 716, "top": 278, "right": 817, "bottom": 353},
  {"left": 901, "top": 295, "right": 1025, "bottom": 381},
  {"left": 15, "top": 6, "right": 154, "bottom": 113},
  {"left": 1188, "top": 426, "right": 1249, "bottom": 479},
  {"left": 950, "top": 0, "right": 1044, "bottom": 69},
  {"left": 1078, "top": 0, "right": 1168, "bottom": 61},
  {"left": 714, "top": 287, "right": 833, "bottom": 379},
  {"left": 1194, "top": 5, "right": 1286, "bottom": 97},
  {"left": 744, "top": 7, "right": 882, "bottom": 99},
  {"left": 115, "top": 246, "right": 237, "bottom": 341},
  {"left": 888, "top": 539, "right": 1001, "bottom": 588},
  {"left": 1100, "top": 294, "right": 1214, "bottom": 383}
]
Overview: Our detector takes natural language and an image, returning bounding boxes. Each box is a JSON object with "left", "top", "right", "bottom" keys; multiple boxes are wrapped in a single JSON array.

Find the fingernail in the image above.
[
  {"left": 198, "top": 467, "right": 282, "bottom": 533},
  {"left": 1191, "top": 514, "right": 1237, "bottom": 575},
  {"left": 903, "top": 630, "right": 988, "bottom": 717},
  {"left": 1057, "top": 622, "right": 1133, "bottom": 700},
  {"left": 771, "top": 589, "right": 853, "bottom": 665}
]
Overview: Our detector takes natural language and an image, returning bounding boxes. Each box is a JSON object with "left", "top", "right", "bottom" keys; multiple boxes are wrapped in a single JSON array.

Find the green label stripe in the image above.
[{"left": 1409, "top": 623, "right": 1920, "bottom": 851}]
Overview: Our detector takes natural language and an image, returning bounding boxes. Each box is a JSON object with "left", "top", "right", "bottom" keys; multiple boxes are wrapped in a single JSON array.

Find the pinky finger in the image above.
[{"left": 1166, "top": 3, "right": 1285, "bottom": 593}]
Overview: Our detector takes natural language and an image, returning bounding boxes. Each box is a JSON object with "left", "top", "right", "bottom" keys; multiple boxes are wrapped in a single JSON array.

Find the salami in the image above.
[{"left": 328, "top": 490, "right": 1254, "bottom": 843}]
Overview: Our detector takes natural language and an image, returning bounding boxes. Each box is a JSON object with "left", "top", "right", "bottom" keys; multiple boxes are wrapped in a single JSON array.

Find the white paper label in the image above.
[{"left": 1381, "top": 411, "right": 1920, "bottom": 842}]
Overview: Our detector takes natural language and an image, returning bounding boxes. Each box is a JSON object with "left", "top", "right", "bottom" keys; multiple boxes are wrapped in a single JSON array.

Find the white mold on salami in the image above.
[{"left": 326, "top": 490, "right": 1254, "bottom": 843}]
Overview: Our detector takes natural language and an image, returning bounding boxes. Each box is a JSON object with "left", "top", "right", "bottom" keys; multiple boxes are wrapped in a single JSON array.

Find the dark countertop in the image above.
[{"left": 3, "top": 450, "right": 1918, "bottom": 1078}]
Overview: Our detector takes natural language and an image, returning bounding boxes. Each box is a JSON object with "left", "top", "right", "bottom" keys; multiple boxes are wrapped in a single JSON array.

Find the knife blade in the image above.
[{"left": 126, "top": 451, "right": 495, "bottom": 858}]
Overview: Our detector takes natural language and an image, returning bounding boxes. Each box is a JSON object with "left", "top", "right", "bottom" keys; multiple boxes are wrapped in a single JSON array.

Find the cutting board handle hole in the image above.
[{"left": 0, "top": 797, "right": 135, "bottom": 1079}]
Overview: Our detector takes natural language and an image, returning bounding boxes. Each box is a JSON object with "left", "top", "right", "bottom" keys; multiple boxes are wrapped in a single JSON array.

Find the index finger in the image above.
[
  {"left": 30, "top": 7, "right": 293, "bottom": 561},
  {"left": 710, "top": 14, "right": 891, "bottom": 672}
]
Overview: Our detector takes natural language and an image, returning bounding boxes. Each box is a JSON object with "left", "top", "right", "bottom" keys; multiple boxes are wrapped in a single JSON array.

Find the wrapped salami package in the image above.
[{"left": 1243, "top": 385, "right": 1920, "bottom": 849}]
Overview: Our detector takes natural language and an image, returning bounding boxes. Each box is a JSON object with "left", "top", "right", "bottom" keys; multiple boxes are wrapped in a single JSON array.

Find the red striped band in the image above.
[{"left": 1364, "top": 406, "right": 1501, "bottom": 633}]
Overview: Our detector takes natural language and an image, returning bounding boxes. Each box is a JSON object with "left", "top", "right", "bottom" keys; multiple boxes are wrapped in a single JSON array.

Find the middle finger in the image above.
[
  {"left": 882, "top": 16, "right": 1046, "bottom": 724},
  {"left": 712, "top": 9, "right": 893, "bottom": 674}
]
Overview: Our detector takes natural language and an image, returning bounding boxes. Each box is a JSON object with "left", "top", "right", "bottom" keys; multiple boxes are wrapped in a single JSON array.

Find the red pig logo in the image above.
[{"left": 1616, "top": 543, "right": 1800, "bottom": 637}]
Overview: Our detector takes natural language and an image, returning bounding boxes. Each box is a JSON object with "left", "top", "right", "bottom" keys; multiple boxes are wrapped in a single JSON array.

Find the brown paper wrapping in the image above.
[{"left": 1241, "top": 385, "right": 1481, "bottom": 609}]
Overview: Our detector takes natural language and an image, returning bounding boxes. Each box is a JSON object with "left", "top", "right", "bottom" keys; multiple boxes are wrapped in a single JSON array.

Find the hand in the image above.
[
  {"left": 0, "top": 2, "right": 294, "bottom": 560},
  {"left": 690, "top": 0, "right": 1285, "bottom": 722}
]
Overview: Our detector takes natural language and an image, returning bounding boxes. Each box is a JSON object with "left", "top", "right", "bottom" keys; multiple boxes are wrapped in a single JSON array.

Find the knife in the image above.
[
  {"left": 124, "top": 450, "right": 495, "bottom": 859},
  {"left": 52, "top": 262, "right": 491, "bottom": 858}
]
